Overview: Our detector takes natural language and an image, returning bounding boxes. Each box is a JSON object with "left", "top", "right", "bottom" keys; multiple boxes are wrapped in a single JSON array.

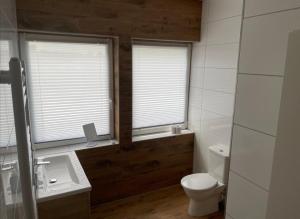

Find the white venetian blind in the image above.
[
  {"left": 133, "top": 44, "right": 189, "bottom": 129},
  {"left": 26, "top": 40, "right": 111, "bottom": 143},
  {"left": 0, "top": 40, "right": 16, "bottom": 147}
]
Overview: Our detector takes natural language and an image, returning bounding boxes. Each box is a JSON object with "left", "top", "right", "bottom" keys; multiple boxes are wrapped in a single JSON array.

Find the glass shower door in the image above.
[{"left": 0, "top": 0, "right": 37, "bottom": 218}]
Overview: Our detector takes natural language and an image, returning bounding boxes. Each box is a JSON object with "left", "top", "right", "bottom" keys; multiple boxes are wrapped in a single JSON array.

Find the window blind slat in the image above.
[
  {"left": 133, "top": 44, "right": 189, "bottom": 129},
  {"left": 26, "top": 40, "right": 111, "bottom": 143}
]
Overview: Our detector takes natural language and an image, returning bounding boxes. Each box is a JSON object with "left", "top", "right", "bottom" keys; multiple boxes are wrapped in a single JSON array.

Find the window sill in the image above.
[
  {"left": 36, "top": 139, "right": 118, "bottom": 156},
  {"left": 1, "top": 130, "right": 193, "bottom": 158},
  {"left": 132, "top": 129, "right": 193, "bottom": 142},
  {"left": 0, "top": 139, "right": 118, "bottom": 157}
]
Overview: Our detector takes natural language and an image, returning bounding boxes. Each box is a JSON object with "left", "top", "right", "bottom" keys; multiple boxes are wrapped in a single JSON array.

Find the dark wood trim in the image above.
[
  {"left": 113, "top": 37, "right": 120, "bottom": 142},
  {"left": 118, "top": 36, "right": 133, "bottom": 148}
]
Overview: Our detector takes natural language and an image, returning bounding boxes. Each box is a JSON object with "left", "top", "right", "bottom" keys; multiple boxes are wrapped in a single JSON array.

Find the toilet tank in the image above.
[{"left": 208, "top": 145, "right": 230, "bottom": 184}]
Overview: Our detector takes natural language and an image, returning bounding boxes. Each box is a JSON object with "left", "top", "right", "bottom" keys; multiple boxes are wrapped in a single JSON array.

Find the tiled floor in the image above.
[{"left": 91, "top": 185, "right": 224, "bottom": 219}]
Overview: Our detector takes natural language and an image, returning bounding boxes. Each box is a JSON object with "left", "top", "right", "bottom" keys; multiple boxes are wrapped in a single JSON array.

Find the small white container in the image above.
[
  {"left": 171, "top": 125, "right": 182, "bottom": 134},
  {"left": 175, "top": 125, "right": 182, "bottom": 134},
  {"left": 171, "top": 126, "right": 177, "bottom": 134}
]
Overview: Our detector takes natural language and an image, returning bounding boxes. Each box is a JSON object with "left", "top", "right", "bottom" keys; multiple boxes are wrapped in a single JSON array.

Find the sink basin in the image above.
[{"left": 36, "top": 152, "right": 91, "bottom": 202}]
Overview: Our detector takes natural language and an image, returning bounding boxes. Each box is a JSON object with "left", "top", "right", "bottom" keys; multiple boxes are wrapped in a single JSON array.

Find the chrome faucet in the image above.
[
  {"left": 1, "top": 161, "right": 17, "bottom": 172},
  {"left": 35, "top": 160, "right": 51, "bottom": 166},
  {"left": 34, "top": 158, "right": 50, "bottom": 188}
]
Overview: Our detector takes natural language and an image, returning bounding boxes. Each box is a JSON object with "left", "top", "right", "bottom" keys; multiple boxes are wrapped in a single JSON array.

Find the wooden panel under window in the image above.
[{"left": 76, "top": 133, "right": 194, "bottom": 206}]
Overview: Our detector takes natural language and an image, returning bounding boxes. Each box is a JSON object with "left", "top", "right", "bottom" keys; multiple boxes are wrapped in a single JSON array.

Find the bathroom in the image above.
[{"left": 1, "top": 0, "right": 300, "bottom": 218}]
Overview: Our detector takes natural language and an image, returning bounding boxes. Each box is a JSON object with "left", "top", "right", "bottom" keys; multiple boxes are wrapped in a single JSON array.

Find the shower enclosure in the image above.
[{"left": 0, "top": 0, "right": 37, "bottom": 218}]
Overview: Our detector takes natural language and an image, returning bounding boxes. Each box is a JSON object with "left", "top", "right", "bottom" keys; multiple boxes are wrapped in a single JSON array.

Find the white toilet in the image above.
[{"left": 181, "top": 145, "right": 230, "bottom": 216}]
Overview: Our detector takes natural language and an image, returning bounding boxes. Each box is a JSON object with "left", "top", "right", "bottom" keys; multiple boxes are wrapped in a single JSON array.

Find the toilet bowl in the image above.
[
  {"left": 181, "top": 145, "right": 229, "bottom": 217},
  {"left": 181, "top": 173, "right": 225, "bottom": 216}
]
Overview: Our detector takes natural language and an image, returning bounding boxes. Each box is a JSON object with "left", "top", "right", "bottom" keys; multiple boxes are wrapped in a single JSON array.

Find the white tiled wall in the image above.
[
  {"left": 226, "top": 1, "right": 300, "bottom": 219},
  {"left": 206, "top": 16, "right": 242, "bottom": 45},
  {"left": 234, "top": 74, "right": 283, "bottom": 136},
  {"left": 189, "top": 0, "right": 243, "bottom": 172},
  {"left": 244, "top": 0, "right": 300, "bottom": 18},
  {"left": 265, "top": 29, "right": 300, "bottom": 219},
  {"left": 208, "top": 0, "right": 243, "bottom": 22},
  {"left": 226, "top": 214, "right": 234, "bottom": 219},
  {"left": 230, "top": 126, "right": 275, "bottom": 190},
  {"left": 239, "top": 9, "right": 300, "bottom": 76},
  {"left": 203, "top": 68, "right": 237, "bottom": 93},
  {"left": 205, "top": 44, "right": 240, "bottom": 68},
  {"left": 226, "top": 172, "right": 269, "bottom": 219}
]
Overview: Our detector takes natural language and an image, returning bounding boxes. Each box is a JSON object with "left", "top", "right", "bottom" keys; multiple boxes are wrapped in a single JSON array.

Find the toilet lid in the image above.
[{"left": 181, "top": 173, "right": 217, "bottom": 191}]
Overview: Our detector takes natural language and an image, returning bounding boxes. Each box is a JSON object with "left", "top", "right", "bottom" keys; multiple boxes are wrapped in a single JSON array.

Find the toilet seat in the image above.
[{"left": 181, "top": 173, "right": 217, "bottom": 191}]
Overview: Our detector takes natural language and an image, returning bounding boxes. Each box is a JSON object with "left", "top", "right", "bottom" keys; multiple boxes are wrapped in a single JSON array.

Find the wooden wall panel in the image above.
[
  {"left": 16, "top": 0, "right": 201, "bottom": 41},
  {"left": 15, "top": 0, "right": 201, "bottom": 146},
  {"left": 118, "top": 37, "right": 132, "bottom": 147},
  {"left": 17, "top": 0, "right": 198, "bottom": 205},
  {"left": 76, "top": 133, "right": 194, "bottom": 205}
]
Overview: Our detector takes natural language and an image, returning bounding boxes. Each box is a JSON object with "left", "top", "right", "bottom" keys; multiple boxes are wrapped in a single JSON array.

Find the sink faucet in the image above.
[
  {"left": 33, "top": 158, "right": 51, "bottom": 188},
  {"left": 35, "top": 160, "right": 51, "bottom": 166},
  {"left": 34, "top": 158, "right": 51, "bottom": 166}
]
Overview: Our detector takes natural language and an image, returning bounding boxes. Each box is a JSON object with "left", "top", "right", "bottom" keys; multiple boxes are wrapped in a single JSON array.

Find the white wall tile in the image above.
[
  {"left": 192, "top": 43, "right": 206, "bottom": 68},
  {"left": 230, "top": 125, "right": 276, "bottom": 190},
  {"left": 188, "top": 106, "right": 201, "bottom": 125},
  {"left": 205, "top": 44, "right": 239, "bottom": 68},
  {"left": 208, "top": 0, "right": 243, "bottom": 21},
  {"left": 226, "top": 172, "right": 269, "bottom": 219},
  {"left": 201, "top": 0, "right": 210, "bottom": 24},
  {"left": 244, "top": 0, "right": 300, "bottom": 17},
  {"left": 239, "top": 8, "right": 300, "bottom": 76},
  {"left": 193, "top": 131, "right": 209, "bottom": 172},
  {"left": 189, "top": 87, "right": 202, "bottom": 108},
  {"left": 200, "top": 21, "right": 208, "bottom": 46},
  {"left": 191, "top": 0, "right": 242, "bottom": 174},
  {"left": 200, "top": 110, "right": 233, "bottom": 147},
  {"left": 188, "top": 121, "right": 201, "bottom": 133},
  {"left": 234, "top": 74, "right": 283, "bottom": 135},
  {"left": 207, "top": 16, "right": 242, "bottom": 45},
  {"left": 204, "top": 68, "right": 237, "bottom": 93},
  {"left": 265, "top": 30, "right": 300, "bottom": 219},
  {"left": 203, "top": 90, "right": 235, "bottom": 116},
  {"left": 226, "top": 214, "right": 234, "bottom": 219},
  {"left": 194, "top": 110, "right": 233, "bottom": 172},
  {"left": 190, "top": 67, "right": 204, "bottom": 88}
]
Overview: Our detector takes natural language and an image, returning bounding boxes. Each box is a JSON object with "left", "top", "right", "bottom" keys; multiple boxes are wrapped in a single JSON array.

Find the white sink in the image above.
[{"left": 36, "top": 152, "right": 91, "bottom": 202}]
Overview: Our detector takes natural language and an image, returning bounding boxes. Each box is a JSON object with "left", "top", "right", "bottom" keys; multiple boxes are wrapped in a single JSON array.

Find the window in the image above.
[
  {"left": 132, "top": 42, "right": 190, "bottom": 134},
  {"left": 22, "top": 35, "right": 113, "bottom": 147},
  {"left": 0, "top": 40, "right": 16, "bottom": 147}
]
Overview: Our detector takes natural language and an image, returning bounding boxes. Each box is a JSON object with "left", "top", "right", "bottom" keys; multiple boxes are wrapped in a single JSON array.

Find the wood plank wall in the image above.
[
  {"left": 16, "top": 0, "right": 201, "bottom": 205},
  {"left": 76, "top": 133, "right": 194, "bottom": 205},
  {"left": 16, "top": 0, "right": 201, "bottom": 41}
]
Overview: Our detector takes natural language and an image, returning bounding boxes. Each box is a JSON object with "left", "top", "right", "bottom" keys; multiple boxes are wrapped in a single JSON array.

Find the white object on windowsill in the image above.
[
  {"left": 83, "top": 123, "right": 99, "bottom": 147},
  {"left": 171, "top": 125, "right": 182, "bottom": 134}
]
